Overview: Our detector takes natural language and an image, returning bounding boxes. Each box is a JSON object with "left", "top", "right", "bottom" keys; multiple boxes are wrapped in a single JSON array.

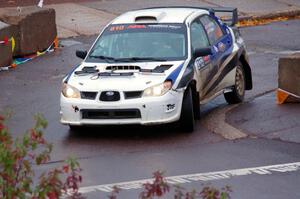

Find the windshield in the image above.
[{"left": 86, "top": 24, "right": 187, "bottom": 63}]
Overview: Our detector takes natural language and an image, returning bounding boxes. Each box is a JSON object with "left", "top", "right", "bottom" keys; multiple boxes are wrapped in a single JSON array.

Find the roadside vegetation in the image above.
[
  {"left": 0, "top": 114, "right": 232, "bottom": 199},
  {"left": 237, "top": 15, "right": 300, "bottom": 27},
  {"left": 0, "top": 114, "right": 82, "bottom": 198}
]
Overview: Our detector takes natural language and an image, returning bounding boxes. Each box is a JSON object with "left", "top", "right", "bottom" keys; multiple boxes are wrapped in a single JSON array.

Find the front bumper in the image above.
[{"left": 60, "top": 90, "right": 183, "bottom": 126}]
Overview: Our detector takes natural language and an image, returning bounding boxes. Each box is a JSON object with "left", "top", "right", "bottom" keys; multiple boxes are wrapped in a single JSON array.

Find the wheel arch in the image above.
[
  {"left": 239, "top": 53, "right": 253, "bottom": 90},
  {"left": 188, "top": 79, "right": 198, "bottom": 95},
  {"left": 187, "top": 79, "right": 200, "bottom": 119}
]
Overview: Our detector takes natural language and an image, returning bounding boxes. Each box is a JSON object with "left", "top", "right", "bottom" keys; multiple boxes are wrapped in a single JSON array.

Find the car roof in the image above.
[{"left": 111, "top": 7, "right": 209, "bottom": 24}]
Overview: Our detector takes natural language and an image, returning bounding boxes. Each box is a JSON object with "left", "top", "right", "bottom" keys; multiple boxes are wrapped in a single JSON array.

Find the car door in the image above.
[
  {"left": 199, "top": 15, "right": 233, "bottom": 98},
  {"left": 190, "top": 18, "right": 214, "bottom": 100}
]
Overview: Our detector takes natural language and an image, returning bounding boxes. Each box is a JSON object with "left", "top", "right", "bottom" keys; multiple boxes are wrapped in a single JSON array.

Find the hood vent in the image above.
[
  {"left": 106, "top": 65, "right": 141, "bottom": 71},
  {"left": 140, "top": 64, "right": 173, "bottom": 73},
  {"left": 153, "top": 64, "right": 173, "bottom": 72}
]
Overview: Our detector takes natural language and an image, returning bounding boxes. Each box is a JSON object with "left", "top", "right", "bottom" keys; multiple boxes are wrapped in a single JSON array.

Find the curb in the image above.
[
  {"left": 200, "top": 105, "right": 248, "bottom": 140},
  {"left": 239, "top": 9, "right": 300, "bottom": 22}
]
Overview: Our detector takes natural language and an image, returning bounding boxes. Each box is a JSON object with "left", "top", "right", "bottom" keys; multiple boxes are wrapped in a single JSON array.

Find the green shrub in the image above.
[{"left": 0, "top": 114, "right": 82, "bottom": 199}]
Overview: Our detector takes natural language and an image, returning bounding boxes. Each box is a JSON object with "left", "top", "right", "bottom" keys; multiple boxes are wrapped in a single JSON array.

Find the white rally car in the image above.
[{"left": 60, "top": 6, "right": 252, "bottom": 132}]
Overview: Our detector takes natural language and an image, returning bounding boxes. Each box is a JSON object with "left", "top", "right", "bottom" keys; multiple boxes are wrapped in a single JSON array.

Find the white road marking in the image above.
[{"left": 77, "top": 161, "right": 300, "bottom": 194}]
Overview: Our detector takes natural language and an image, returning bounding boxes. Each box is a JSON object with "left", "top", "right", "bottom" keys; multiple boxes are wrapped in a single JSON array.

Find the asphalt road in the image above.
[
  {"left": 1, "top": 19, "right": 300, "bottom": 198},
  {"left": 0, "top": 0, "right": 89, "bottom": 7}
]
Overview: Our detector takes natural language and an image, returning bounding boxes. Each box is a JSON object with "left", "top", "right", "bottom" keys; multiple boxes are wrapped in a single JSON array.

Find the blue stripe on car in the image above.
[
  {"left": 166, "top": 62, "right": 184, "bottom": 83},
  {"left": 64, "top": 64, "right": 80, "bottom": 83}
]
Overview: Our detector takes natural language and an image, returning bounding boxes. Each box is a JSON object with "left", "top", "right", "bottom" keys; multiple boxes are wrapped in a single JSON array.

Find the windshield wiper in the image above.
[
  {"left": 89, "top": 56, "right": 167, "bottom": 63},
  {"left": 115, "top": 57, "right": 167, "bottom": 62},
  {"left": 89, "top": 55, "right": 117, "bottom": 63}
]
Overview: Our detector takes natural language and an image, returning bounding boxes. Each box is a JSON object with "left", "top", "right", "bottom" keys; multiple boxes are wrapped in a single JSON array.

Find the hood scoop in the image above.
[
  {"left": 135, "top": 16, "right": 157, "bottom": 22},
  {"left": 134, "top": 11, "right": 166, "bottom": 23}
]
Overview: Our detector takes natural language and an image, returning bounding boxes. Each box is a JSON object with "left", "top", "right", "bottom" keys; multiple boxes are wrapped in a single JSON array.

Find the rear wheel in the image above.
[
  {"left": 179, "top": 87, "right": 195, "bottom": 132},
  {"left": 224, "top": 63, "right": 245, "bottom": 104}
]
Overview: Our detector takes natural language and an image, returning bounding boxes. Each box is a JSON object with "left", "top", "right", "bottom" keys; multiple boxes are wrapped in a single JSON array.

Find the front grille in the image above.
[
  {"left": 100, "top": 91, "right": 120, "bottom": 101},
  {"left": 81, "top": 92, "right": 97, "bottom": 100},
  {"left": 106, "top": 65, "right": 141, "bottom": 71},
  {"left": 81, "top": 109, "right": 141, "bottom": 119},
  {"left": 124, "top": 91, "right": 143, "bottom": 99}
]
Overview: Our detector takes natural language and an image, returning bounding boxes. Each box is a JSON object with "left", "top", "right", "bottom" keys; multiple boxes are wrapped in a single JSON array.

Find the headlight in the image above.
[
  {"left": 62, "top": 83, "right": 80, "bottom": 98},
  {"left": 143, "top": 81, "right": 172, "bottom": 97}
]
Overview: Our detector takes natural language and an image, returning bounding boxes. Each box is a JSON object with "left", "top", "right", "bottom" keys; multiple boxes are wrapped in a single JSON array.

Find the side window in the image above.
[
  {"left": 190, "top": 20, "right": 210, "bottom": 52},
  {"left": 200, "top": 15, "right": 224, "bottom": 44}
]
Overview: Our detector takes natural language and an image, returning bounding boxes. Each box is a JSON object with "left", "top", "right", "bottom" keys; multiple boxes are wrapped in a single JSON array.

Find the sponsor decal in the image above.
[
  {"left": 195, "top": 56, "right": 210, "bottom": 70},
  {"left": 127, "top": 25, "right": 146, "bottom": 29},
  {"left": 166, "top": 104, "right": 176, "bottom": 112},
  {"left": 203, "top": 55, "right": 210, "bottom": 63},
  {"left": 213, "top": 46, "right": 219, "bottom": 53},
  {"left": 204, "top": 22, "right": 215, "bottom": 34},
  {"left": 195, "top": 57, "right": 205, "bottom": 70},
  {"left": 148, "top": 24, "right": 182, "bottom": 29},
  {"left": 218, "top": 42, "right": 226, "bottom": 52},
  {"left": 109, "top": 24, "right": 183, "bottom": 32},
  {"left": 109, "top": 25, "right": 125, "bottom": 31}
]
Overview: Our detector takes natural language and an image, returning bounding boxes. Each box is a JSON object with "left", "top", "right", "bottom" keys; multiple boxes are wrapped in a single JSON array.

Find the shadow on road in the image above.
[{"left": 65, "top": 122, "right": 190, "bottom": 140}]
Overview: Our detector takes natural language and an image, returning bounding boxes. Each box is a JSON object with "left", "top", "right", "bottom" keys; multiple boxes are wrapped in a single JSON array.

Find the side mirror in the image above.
[
  {"left": 76, "top": 50, "right": 87, "bottom": 59},
  {"left": 193, "top": 47, "right": 212, "bottom": 57}
]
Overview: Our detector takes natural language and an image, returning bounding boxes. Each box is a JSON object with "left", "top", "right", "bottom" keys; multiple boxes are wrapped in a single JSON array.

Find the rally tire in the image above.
[
  {"left": 179, "top": 87, "right": 195, "bottom": 133},
  {"left": 193, "top": 90, "right": 201, "bottom": 120},
  {"left": 224, "top": 63, "right": 246, "bottom": 104}
]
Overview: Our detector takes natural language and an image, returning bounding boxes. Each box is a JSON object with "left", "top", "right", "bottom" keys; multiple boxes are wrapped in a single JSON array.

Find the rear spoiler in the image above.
[
  {"left": 139, "top": 6, "right": 238, "bottom": 26},
  {"left": 209, "top": 7, "right": 238, "bottom": 26}
]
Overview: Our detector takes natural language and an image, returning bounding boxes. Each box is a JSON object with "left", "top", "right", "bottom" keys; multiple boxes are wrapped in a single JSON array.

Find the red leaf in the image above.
[
  {"left": 30, "top": 129, "right": 37, "bottom": 140},
  {"left": 3, "top": 36, "right": 9, "bottom": 45},
  {"left": 63, "top": 165, "right": 69, "bottom": 173},
  {"left": 47, "top": 192, "right": 58, "bottom": 199}
]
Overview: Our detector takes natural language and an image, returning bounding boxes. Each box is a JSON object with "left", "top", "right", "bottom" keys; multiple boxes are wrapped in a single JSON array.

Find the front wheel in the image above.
[
  {"left": 224, "top": 64, "right": 245, "bottom": 104},
  {"left": 179, "top": 87, "right": 195, "bottom": 133}
]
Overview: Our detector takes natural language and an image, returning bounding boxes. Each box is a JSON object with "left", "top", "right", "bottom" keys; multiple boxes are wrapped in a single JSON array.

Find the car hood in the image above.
[{"left": 66, "top": 61, "right": 184, "bottom": 91}]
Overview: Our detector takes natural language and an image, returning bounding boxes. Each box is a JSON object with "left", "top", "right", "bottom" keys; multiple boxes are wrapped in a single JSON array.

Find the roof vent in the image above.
[
  {"left": 135, "top": 16, "right": 157, "bottom": 22},
  {"left": 134, "top": 11, "right": 166, "bottom": 23}
]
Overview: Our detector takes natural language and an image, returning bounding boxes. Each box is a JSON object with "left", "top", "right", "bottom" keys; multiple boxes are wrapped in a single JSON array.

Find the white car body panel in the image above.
[{"left": 60, "top": 7, "right": 251, "bottom": 127}]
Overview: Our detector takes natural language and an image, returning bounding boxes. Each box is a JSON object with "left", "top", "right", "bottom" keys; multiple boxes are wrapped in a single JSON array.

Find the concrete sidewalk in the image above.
[
  {"left": 3, "top": 0, "right": 299, "bottom": 38},
  {"left": 226, "top": 92, "right": 300, "bottom": 143}
]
